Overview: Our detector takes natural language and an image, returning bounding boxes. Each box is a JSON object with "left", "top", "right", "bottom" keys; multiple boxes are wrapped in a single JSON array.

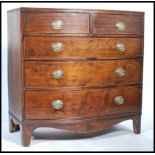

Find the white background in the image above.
[{"left": 2, "top": 2, "right": 154, "bottom": 151}]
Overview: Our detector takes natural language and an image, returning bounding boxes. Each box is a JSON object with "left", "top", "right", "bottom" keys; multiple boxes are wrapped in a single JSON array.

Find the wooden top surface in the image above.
[{"left": 8, "top": 7, "right": 144, "bottom": 15}]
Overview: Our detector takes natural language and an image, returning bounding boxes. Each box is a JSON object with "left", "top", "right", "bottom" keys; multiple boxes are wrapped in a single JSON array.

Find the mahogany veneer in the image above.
[
  {"left": 8, "top": 8, "right": 144, "bottom": 146},
  {"left": 24, "top": 37, "right": 142, "bottom": 58},
  {"left": 25, "top": 60, "right": 142, "bottom": 87}
]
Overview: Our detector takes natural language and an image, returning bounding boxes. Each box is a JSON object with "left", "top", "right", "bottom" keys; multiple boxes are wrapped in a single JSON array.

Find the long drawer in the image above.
[
  {"left": 25, "top": 60, "right": 142, "bottom": 87},
  {"left": 25, "top": 85, "right": 141, "bottom": 119},
  {"left": 24, "top": 37, "right": 142, "bottom": 58}
]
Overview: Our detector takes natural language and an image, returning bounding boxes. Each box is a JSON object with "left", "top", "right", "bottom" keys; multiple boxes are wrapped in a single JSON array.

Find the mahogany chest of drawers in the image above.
[{"left": 8, "top": 8, "right": 144, "bottom": 146}]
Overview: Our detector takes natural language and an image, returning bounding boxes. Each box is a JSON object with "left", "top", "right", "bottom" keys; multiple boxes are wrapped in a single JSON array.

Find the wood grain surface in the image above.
[
  {"left": 24, "top": 37, "right": 142, "bottom": 58},
  {"left": 25, "top": 60, "right": 142, "bottom": 87},
  {"left": 25, "top": 85, "right": 141, "bottom": 119},
  {"left": 93, "top": 14, "right": 143, "bottom": 35},
  {"left": 24, "top": 13, "right": 89, "bottom": 34},
  {"left": 8, "top": 9, "right": 23, "bottom": 121}
]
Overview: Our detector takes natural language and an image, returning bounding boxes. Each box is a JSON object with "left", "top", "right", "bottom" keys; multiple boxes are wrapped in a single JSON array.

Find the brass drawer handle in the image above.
[
  {"left": 51, "top": 20, "right": 63, "bottom": 29},
  {"left": 51, "top": 42, "right": 64, "bottom": 52},
  {"left": 52, "top": 69, "right": 64, "bottom": 79},
  {"left": 116, "top": 43, "right": 126, "bottom": 52},
  {"left": 114, "top": 96, "right": 124, "bottom": 105},
  {"left": 115, "top": 67, "right": 125, "bottom": 77},
  {"left": 115, "top": 22, "right": 126, "bottom": 30},
  {"left": 52, "top": 99, "right": 64, "bottom": 109}
]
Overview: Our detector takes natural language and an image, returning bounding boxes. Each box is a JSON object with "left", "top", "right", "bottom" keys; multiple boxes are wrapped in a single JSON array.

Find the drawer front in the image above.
[
  {"left": 25, "top": 13, "right": 89, "bottom": 34},
  {"left": 25, "top": 86, "right": 141, "bottom": 119},
  {"left": 93, "top": 14, "right": 143, "bottom": 35},
  {"left": 25, "top": 60, "right": 142, "bottom": 87},
  {"left": 24, "top": 37, "right": 142, "bottom": 58}
]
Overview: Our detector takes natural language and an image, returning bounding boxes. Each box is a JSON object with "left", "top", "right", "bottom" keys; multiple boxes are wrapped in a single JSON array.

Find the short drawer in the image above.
[
  {"left": 25, "top": 60, "right": 142, "bottom": 87},
  {"left": 24, "top": 37, "right": 142, "bottom": 58},
  {"left": 93, "top": 14, "right": 143, "bottom": 35},
  {"left": 25, "top": 86, "right": 141, "bottom": 119},
  {"left": 24, "top": 13, "right": 89, "bottom": 34}
]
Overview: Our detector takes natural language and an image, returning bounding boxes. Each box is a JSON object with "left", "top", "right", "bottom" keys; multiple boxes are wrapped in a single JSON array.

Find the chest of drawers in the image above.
[{"left": 8, "top": 8, "right": 144, "bottom": 146}]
